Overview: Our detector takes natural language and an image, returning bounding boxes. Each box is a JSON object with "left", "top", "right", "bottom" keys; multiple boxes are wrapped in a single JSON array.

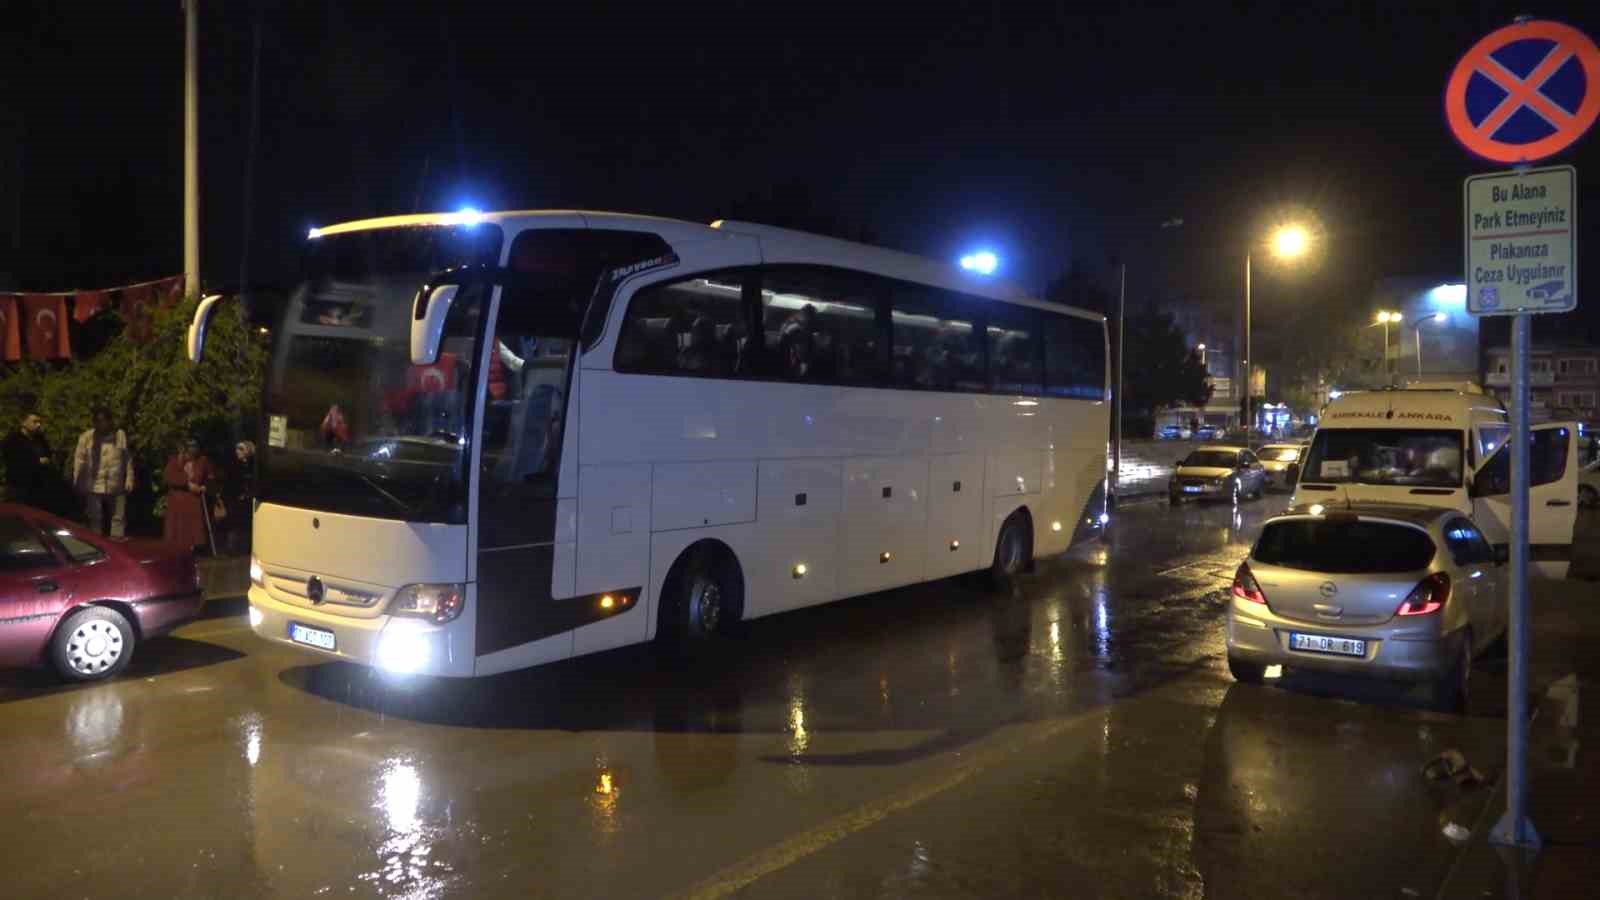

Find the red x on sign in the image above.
[{"left": 1445, "top": 19, "right": 1600, "bottom": 164}]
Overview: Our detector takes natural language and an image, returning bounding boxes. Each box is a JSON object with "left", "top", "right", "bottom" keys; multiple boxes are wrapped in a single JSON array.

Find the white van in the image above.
[{"left": 1294, "top": 384, "right": 1579, "bottom": 577}]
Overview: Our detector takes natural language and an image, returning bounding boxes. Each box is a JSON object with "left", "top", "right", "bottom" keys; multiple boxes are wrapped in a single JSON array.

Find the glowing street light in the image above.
[
  {"left": 959, "top": 250, "right": 999, "bottom": 275},
  {"left": 1242, "top": 221, "right": 1315, "bottom": 435},
  {"left": 1372, "top": 310, "right": 1404, "bottom": 379},
  {"left": 1272, "top": 224, "right": 1310, "bottom": 260}
]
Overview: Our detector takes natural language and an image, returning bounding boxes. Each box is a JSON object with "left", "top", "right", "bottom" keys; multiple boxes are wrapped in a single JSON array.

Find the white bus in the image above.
[{"left": 190, "top": 210, "right": 1111, "bottom": 676}]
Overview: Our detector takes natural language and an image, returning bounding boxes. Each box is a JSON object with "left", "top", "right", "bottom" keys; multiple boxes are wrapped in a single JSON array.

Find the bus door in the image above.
[
  {"left": 1470, "top": 421, "right": 1579, "bottom": 579},
  {"left": 473, "top": 284, "right": 581, "bottom": 659}
]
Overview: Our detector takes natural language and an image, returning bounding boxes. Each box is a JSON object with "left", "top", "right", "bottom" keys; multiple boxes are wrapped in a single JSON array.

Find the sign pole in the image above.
[
  {"left": 1491, "top": 309, "right": 1540, "bottom": 849},
  {"left": 1448, "top": 15, "right": 1596, "bottom": 852}
]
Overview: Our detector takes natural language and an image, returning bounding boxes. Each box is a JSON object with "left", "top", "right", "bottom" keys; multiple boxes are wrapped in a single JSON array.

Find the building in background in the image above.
[{"left": 1484, "top": 343, "right": 1600, "bottom": 427}]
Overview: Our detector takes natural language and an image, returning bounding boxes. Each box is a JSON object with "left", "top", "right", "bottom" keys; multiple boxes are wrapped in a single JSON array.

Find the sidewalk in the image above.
[
  {"left": 197, "top": 554, "right": 250, "bottom": 603},
  {"left": 1441, "top": 574, "right": 1600, "bottom": 898}
]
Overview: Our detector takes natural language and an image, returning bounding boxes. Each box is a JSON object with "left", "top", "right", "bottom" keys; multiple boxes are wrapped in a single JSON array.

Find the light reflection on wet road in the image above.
[{"left": 0, "top": 495, "right": 1505, "bottom": 899}]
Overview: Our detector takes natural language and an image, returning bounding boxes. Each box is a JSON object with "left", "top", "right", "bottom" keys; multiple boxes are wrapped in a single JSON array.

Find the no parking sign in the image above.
[{"left": 1445, "top": 19, "right": 1600, "bottom": 164}]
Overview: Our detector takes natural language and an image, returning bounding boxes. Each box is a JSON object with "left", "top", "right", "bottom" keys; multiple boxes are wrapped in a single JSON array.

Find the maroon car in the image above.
[{"left": 0, "top": 504, "right": 203, "bottom": 681}]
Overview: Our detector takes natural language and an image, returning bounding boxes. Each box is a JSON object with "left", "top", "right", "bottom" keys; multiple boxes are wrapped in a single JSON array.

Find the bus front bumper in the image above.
[{"left": 247, "top": 585, "right": 474, "bottom": 677}]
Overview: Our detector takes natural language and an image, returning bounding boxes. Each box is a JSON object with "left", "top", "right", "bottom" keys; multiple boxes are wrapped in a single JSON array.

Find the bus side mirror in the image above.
[
  {"left": 186, "top": 294, "right": 226, "bottom": 364},
  {"left": 1493, "top": 544, "right": 1510, "bottom": 565},
  {"left": 411, "top": 284, "right": 460, "bottom": 365}
]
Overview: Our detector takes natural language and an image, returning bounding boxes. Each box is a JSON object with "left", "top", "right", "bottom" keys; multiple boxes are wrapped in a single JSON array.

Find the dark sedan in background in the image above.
[{"left": 0, "top": 505, "right": 202, "bottom": 681}]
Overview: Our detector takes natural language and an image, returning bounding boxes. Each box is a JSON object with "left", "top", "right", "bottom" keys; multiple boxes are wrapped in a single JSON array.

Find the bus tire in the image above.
[
  {"left": 659, "top": 543, "right": 743, "bottom": 648},
  {"left": 988, "top": 511, "right": 1032, "bottom": 584}
]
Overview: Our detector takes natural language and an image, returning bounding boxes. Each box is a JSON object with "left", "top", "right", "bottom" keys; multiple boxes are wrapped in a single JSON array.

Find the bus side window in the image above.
[
  {"left": 888, "top": 285, "right": 982, "bottom": 392},
  {"left": 1044, "top": 314, "right": 1106, "bottom": 400},
  {"left": 759, "top": 267, "right": 885, "bottom": 386},
  {"left": 615, "top": 273, "right": 747, "bottom": 378},
  {"left": 986, "top": 303, "right": 1042, "bottom": 396}
]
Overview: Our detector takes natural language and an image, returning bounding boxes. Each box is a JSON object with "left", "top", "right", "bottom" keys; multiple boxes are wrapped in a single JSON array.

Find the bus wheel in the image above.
[
  {"left": 663, "top": 545, "right": 743, "bottom": 646},
  {"left": 989, "top": 512, "right": 1031, "bottom": 584}
]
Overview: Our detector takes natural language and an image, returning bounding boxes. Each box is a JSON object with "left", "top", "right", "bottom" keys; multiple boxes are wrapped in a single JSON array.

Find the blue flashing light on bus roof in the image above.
[
  {"left": 959, "top": 250, "right": 999, "bottom": 275},
  {"left": 307, "top": 226, "right": 321, "bottom": 240},
  {"left": 451, "top": 207, "right": 485, "bottom": 227}
]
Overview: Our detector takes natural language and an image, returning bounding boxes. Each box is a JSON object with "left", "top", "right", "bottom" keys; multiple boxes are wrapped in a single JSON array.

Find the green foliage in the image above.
[
  {"left": 1122, "top": 309, "right": 1213, "bottom": 421},
  {"left": 0, "top": 298, "right": 264, "bottom": 526}
]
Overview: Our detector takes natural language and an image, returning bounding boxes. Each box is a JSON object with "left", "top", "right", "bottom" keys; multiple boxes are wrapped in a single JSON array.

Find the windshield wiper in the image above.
[{"left": 355, "top": 471, "right": 418, "bottom": 516}]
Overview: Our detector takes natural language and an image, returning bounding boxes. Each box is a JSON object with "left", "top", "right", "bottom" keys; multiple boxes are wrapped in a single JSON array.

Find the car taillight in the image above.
[
  {"left": 1231, "top": 563, "right": 1267, "bottom": 604},
  {"left": 1397, "top": 572, "right": 1450, "bottom": 616}
]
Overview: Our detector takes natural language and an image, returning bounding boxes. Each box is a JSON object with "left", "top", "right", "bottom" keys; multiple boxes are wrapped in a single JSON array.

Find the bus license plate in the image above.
[
  {"left": 1183, "top": 485, "right": 1202, "bottom": 493},
  {"left": 289, "top": 622, "right": 336, "bottom": 651},
  {"left": 1290, "top": 632, "right": 1364, "bottom": 657}
]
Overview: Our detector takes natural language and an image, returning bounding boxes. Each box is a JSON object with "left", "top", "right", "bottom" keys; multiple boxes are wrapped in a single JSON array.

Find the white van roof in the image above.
[{"left": 1320, "top": 387, "right": 1506, "bottom": 429}]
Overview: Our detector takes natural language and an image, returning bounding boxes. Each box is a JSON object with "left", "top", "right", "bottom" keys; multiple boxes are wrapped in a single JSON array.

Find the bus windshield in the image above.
[
  {"left": 259, "top": 224, "right": 503, "bottom": 523},
  {"left": 1302, "top": 428, "right": 1464, "bottom": 488}
]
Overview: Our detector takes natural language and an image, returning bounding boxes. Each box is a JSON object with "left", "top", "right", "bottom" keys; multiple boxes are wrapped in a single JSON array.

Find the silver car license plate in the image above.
[
  {"left": 289, "top": 622, "right": 336, "bottom": 651},
  {"left": 1289, "top": 632, "right": 1364, "bottom": 657}
]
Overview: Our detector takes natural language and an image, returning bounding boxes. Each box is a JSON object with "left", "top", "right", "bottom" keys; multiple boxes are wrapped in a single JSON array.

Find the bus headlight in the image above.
[
  {"left": 376, "top": 627, "right": 431, "bottom": 675},
  {"left": 388, "top": 583, "right": 466, "bottom": 624},
  {"left": 249, "top": 556, "right": 265, "bottom": 588}
]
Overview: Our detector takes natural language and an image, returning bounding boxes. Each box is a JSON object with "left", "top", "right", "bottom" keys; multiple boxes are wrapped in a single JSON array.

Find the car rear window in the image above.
[{"left": 1253, "top": 519, "right": 1436, "bottom": 573}]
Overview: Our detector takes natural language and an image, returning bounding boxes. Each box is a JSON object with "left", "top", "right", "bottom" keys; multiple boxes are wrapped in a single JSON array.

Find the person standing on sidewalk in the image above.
[
  {"left": 219, "top": 440, "right": 256, "bottom": 554},
  {"left": 3, "top": 410, "right": 52, "bottom": 507},
  {"left": 162, "top": 437, "right": 213, "bottom": 554},
  {"left": 72, "top": 408, "right": 134, "bottom": 538}
]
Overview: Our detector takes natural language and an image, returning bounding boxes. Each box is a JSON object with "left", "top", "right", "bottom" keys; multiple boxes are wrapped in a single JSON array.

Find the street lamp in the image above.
[
  {"left": 1196, "top": 343, "right": 1207, "bottom": 366},
  {"left": 1414, "top": 312, "right": 1447, "bottom": 378},
  {"left": 1243, "top": 223, "right": 1313, "bottom": 436},
  {"left": 1373, "top": 310, "right": 1403, "bottom": 380}
]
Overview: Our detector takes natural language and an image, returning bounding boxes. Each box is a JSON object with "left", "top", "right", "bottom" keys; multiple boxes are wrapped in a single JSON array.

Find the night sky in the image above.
[{"left": 6, "top": 1, "right": 1600, "bottom": 343}]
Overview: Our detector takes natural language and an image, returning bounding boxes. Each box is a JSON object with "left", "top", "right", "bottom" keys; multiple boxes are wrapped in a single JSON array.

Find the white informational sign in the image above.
[
  {"left": 1464, "top": 165, "right": 1576, "bottom": 316},
  {"left": 267, "top": 415, "right": 287, "bottom": 448}
]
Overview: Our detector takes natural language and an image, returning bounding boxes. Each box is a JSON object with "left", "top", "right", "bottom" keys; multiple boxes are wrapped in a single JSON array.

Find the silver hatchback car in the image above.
[{"left": 1226, "top": 503, "right": 1508, "bottom": 709}]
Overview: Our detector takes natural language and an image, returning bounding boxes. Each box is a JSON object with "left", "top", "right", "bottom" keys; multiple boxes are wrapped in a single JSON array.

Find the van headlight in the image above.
[{"left": 388, "top": 583, "right": 466, "bottom": 624}]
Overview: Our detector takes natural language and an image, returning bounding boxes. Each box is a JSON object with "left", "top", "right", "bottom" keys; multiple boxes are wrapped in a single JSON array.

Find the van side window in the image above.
[
  {"left": 614, "top": 272, "right": 750, "bottom": 377},
  {"left": 758, "top": 267, "right": 885, "bottom": 385},
  {"left": 1474, "top": 427, "right": 1568, "bottom": 496}
]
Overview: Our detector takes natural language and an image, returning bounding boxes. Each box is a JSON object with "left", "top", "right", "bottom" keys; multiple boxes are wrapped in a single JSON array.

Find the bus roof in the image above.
[
  {"left": 1320, "top": 387, "right": 1506, "bottom": 428},
  {"left": 305, "top": 209, "right": 1101, "bottom": 323}
]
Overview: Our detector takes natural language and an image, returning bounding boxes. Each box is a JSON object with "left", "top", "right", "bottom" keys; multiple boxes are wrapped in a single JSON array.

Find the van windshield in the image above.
[{"left": 1302, "top": 428, "right": 1463, "bottom": 488}]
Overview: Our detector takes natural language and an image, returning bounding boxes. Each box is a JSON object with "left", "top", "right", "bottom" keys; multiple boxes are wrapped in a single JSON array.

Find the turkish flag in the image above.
[
  {"left": 121, "top": 283, "right": 156, "bottom": 342},
  {"left": 0, "top": 296, "right": 21, "bottom": 361},
  {"left": 74, "top": 290, "right": 111, "bottom": 323},
  {"left": 22, "top": 294, "right": 71, "bottom": 360},
  {"left": 157, "top": 275, "right": 185, "bottom": 308},
  {"left": 406, "top": 351, "right": 458, "bottom": 393}
]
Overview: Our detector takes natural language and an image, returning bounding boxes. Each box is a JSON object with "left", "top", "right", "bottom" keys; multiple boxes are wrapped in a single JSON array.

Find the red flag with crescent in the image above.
[
  {"left": 406, "top": 351, "right": 458, "bottom": 393},
  {"left": 74, "top": 289, "right": 111, "bottom": 323},
  {"left": 121, "top": 283, "right": 157, "bottom": 342},
  {"left": 157, "top": 275, "right": 185, "bottom": 308},
  {"left": 0, "top": 296, "right": 21, "bottom": 361},
  {"left": 22, "top": 294, "right": 71, "bottom": 360}
]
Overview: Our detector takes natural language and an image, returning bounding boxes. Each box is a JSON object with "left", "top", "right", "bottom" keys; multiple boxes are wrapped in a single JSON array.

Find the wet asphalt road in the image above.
[{"left": 0, "top": 495, "right": 1510, "bottom": 899}]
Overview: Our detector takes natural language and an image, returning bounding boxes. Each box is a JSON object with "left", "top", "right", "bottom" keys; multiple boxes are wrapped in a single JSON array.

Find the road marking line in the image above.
[{"left": 670, "top": 713, "right": 1097, "bottom": 900}]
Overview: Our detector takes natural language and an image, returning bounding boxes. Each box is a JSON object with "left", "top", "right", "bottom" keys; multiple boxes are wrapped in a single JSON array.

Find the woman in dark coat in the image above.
[
  {"left": 221, "top": 441, "right": 256, "bottom": 554},
  {"left": 163, "top": 438, "right": 213, "bottom": 552}
]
